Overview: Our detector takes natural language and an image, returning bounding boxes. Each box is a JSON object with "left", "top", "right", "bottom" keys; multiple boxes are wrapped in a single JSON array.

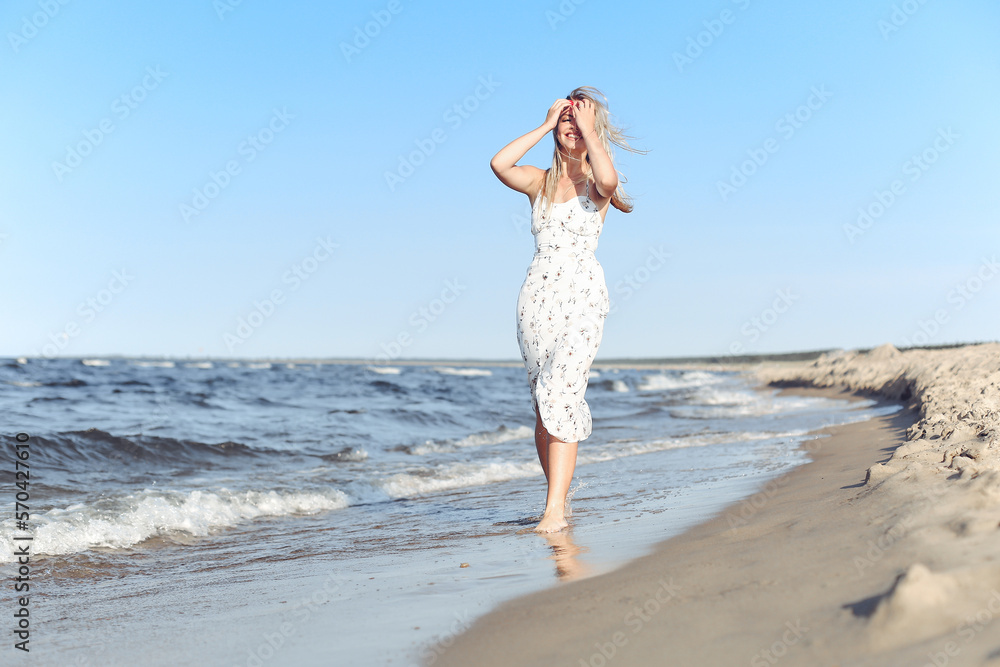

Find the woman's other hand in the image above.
[
  {"left": 570, "top": 98, "right": 597, "bottom": 135},
  {"left": 544, "top": 99, "right": 574, "bottom": 131}
]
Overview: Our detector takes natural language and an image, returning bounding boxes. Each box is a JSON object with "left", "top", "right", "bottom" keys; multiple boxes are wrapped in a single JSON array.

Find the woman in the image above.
[{"left": 490, "top": 86, "right": 639, "bottom": 533}]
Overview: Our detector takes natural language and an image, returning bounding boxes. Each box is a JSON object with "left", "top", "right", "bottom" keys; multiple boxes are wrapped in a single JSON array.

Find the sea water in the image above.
[{"left": 0, "top": 357, "right": 898, "bottom": 665}]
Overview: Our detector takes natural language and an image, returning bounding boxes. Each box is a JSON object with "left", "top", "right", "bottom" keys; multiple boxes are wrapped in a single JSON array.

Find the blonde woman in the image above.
[{"left": 490, "top": 86, "right": 639, "bottom": 533}]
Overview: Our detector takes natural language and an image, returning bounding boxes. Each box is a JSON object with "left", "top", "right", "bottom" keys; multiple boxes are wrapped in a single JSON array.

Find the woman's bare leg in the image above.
[
  {"left": 534, "top": 408, "right": 549, "bottom": 482},
  {"left": 535, "top": 431, "right": 577, "bottom": 533}
]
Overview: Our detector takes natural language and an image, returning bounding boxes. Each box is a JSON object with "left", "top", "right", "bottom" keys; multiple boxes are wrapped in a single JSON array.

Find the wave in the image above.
[
  {"left": 453, "top": 424, "right": 533, "bottom": 447},
  {"left": 592, "top": 429, "right": 808, "bottom": 461},
  {"left": 367, "top": 365, "right": 402, "bottom": 375},
  {"left": 383, "top": 408, "right": 459, "bottom": 427},
  {"left": 81, "top": 359, "right": 110, "bottom": 366},
  {"left": 636, "top": 370, "right": 723, "bottom": 392},
  {"left": 408, "top": 424, "right": 533, "bottom": 455},
  {"left": 320, "top": 447, "right": 369, "bottom": 462},
  {"left": 670, "top": 388, "right": 842, "bottom": 419},
  {"left": 131, "top": 361, "right": 176, "bottom": 368},
  {"left": 597, "top": 379, "right": 629, "bottom": 392},
  {"left": 371, "top": 379, "right": 407, "bottom": 394},
  {"left": 28, "top": 396, "right": 69, "bottom": 403},
  {"left": 43, "top": 378, "right": 87, "bottom": 387},
  {"left": 5, "top": 429, "right": 270, "bottom": 472},
  {"left": 432, "top": 367, "right": 492, "bottom": 377},
  {"left": 381, "top": 429, "right": 808, "bottom": 498},
  {"left": 0, "top": 487, "right": 349, "bottom": 562},
  {"left": 251, "top": 396, "right": 302, "bottom": 409},
  {"left": 379, "top": 460, "right": 541, "bottom": 497},
  {"left": 694, "top": 387, "right": 757, "bottom": 406}
]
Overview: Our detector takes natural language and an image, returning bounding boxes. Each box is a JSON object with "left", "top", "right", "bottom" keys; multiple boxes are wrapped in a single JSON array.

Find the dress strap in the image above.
[{"left": 585, "top": 180, "right": 589, "bottom": 198}]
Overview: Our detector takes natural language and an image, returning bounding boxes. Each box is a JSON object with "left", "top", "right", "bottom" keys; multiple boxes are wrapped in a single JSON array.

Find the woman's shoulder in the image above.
[
  {"left": 525, "top": 165, "right": 548, "bottom": 182},
  {"left": 527, "top": 168, "right": 549, "bottom": 206}
]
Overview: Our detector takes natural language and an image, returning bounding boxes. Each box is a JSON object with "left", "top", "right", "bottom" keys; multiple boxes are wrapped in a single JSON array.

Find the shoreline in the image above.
[
  {"left": 5, "top": 353, "right": 832, "bottom": 371},
  {"left": 432, "top": 343, "right": 1000, "bottom": 666}
]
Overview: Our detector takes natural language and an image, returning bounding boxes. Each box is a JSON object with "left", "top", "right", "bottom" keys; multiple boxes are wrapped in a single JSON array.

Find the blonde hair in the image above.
[{"left": 539, "top": 86, "right": 645, "bottom": 220}]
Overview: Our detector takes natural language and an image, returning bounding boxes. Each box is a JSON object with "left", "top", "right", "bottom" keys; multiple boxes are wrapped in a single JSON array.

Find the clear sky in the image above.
[{"left": 2, "top": 0, "right": 998, "bottom": 361}]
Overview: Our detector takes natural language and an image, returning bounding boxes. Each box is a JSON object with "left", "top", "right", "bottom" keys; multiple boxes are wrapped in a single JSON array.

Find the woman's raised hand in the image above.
[
  {"left": 543, "top": 99, "right": 574, "bottom": 131},
  {"left": 571, "top": 98, "right": 596, "bottom": 134}
]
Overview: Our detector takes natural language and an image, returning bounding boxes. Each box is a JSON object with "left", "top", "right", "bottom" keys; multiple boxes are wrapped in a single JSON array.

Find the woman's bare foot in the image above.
[{"left": 534, "top": 512, "right": 568, "bottom": 533}]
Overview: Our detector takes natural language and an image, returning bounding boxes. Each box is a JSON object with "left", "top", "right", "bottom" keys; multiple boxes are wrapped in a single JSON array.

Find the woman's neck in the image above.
[{"left": 558, "top": 150, "right": 588, "bottom": 182}]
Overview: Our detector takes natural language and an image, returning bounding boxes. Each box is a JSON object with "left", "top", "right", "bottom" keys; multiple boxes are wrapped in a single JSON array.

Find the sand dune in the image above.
[{"left": 759, "top": 343, "right": 1000, "bottom": 657}]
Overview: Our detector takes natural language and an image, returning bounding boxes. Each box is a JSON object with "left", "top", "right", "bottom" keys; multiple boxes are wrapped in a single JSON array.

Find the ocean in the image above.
[{"left": 0, "top": 357, "right": 898, "bottom": 665}]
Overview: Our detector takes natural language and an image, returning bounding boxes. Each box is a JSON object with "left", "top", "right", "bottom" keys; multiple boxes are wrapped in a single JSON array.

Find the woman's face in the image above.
[{"left": 556, "top": 106, "right": 582, "bottom": 150}]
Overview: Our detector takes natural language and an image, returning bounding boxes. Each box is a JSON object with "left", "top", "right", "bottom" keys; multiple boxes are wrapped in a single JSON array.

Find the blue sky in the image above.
[{"left": 2, "top": 0, "right": 998, "bottom": 360}]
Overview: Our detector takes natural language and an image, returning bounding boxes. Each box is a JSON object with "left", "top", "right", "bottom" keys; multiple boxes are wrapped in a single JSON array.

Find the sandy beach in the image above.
[{"left": 433, "top": 343, "right": 1000, "bottom": 666}]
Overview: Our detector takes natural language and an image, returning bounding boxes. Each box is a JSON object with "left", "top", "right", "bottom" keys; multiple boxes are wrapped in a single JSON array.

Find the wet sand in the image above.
[{"left": 433, "top": 343, "right": 1000, "bottom": 666}]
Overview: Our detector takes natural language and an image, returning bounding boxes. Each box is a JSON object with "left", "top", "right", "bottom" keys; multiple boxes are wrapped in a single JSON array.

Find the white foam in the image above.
[
  {"left": 767, "top": 395, "right": 844, "bottom": 412},
  {"left": 379, "top": 460, "right": 541, "bottom": 497},
  {"left": 246, "top": 362, "right": 272, "bottom": 369},
  {"left": 81, "top": 359, "right": 110, "bottom": 367},
  {"left": 586, "top": 429, "right": 813, "bottom": 466},
  {"left": 432, "top": 367, "right": 492, "bottom": 377},
  {"left": 16, "top": 357, "right": 27, "bottom": 364},
  {"left": 681, "top": 388, "right": 841, "bottom": 418},
  {"left": 454, "top": 424, "right": 533, "bottom": 447},
  {"left": 609, "top": 380, "right": 629, "bottom": 393},
  {"left": 685, "top": 370, "right": 720, "bottom": 382},
  {"left": 0, "top": 487, "right": 349, "bottom": 561},
  {"left": 409, "top": 442, "right": 451, "bottom": 455},
  {"left": 410, "top": 425, "right": 533, "bottom": 455},
  {"left": 184, "top": 362, "right": 213, "bottom": 369},
  {"left": 637, "top": 371, "right": 723, "bottom": 391},
  {"left": 694, "top": 387, "right": 757, "bottom": 406},
  {"left": 334, "top": 447, "right": 369, "bottom": 462},
  {"left": 381, "top": 428, "right": 812, "bottom": 499},
  {"left": 589, "top": 370, "right": 601, "bottom": 378},
  {"left": 5, "top": 380, "right": 41, "bottom": 387},
  {"left": 367, "top": 366, "right": 402, "bottom": 375},
  {"left": 131, "top": 361, "right": 176, "bottom": 368}
]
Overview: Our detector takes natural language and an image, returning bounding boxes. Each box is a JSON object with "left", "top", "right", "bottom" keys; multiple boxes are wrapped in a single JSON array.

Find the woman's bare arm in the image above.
[
  {"left": 572, "top": 98, "right": 618, "bottom": 198},
  {"left": 490, "top": 99, "right": 573, "bottom": 197}
]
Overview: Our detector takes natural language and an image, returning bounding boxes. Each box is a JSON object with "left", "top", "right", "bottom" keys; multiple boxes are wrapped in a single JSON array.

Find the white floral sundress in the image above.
[{"left": 516, "top": 179, "right": 610, "bottom": 443}]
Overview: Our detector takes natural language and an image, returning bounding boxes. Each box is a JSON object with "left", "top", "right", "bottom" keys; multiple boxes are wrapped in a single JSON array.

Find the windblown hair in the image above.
[{"left": 539, "top": 86, "right": 645, "bottom": 220}]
